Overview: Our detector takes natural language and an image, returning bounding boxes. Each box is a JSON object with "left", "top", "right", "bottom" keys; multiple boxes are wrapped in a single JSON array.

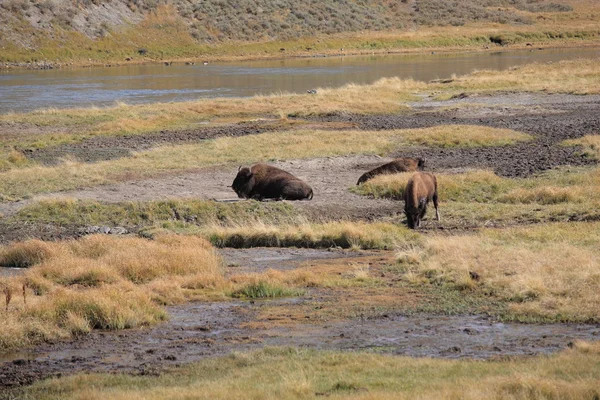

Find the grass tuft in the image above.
[
  {"left": 205, "top": 221, "right": 419, "bottom": 250},
  {"left": 0, "top": 234, "right": 223, "bottom": 350},
  {"left": 0, "top": 239, "right": 55, "bottom": 268},
  {"left": 231, "top": 281, "right": 302, "bottom": 299},
  {"left": 563, "top": 135, "right": 600, "bottom": 160}
]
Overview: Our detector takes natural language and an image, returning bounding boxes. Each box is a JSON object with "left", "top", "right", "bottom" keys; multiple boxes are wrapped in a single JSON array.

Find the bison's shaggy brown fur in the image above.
[
  {"left": 357, "top": 157, "right": 425, "bottom": 185},
  {"left": 404, "top": 172, "right": 440, "bottom": 229},
  {"left": 231, "top": 163, "right": 313, "bottom": 201}
]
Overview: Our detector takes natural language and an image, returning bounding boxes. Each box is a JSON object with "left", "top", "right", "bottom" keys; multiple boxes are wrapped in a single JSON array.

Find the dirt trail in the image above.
[{"left": 1, "top": 249, "right": 599, "bottom": 389}]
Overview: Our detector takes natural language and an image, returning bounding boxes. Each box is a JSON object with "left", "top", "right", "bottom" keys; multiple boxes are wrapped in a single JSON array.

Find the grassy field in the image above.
[
  {"left": 10, "top": 344, "right": 600, "bottom": 399},
  {"left": 1, "top": 39, "right": 600, "bottom": 396},
  {"left": 352, "top": 166, "right": 600, "bottom": 226}
]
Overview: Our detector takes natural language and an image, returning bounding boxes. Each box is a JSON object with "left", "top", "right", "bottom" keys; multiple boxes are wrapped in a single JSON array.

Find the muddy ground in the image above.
[
  {"left": 1, "top": 249, "right": 599, "bottom": 390},
  {"left": 1, "top": 93, "right": 600, "bottom": 391}
]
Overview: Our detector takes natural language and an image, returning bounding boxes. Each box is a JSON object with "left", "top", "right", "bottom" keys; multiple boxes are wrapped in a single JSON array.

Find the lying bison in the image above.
[
  {"left": 357, "top": 157, "right": 425, "bottom": 185},
  {"left": 404, "top": 172, "right": 440, "bottom": 229},
  {"left": 231, "top": 163, "right": 313, "bottom": 201}
]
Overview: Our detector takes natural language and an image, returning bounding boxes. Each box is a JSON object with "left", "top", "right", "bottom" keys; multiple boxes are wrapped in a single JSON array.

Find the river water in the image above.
[{"left": 0, "top": 47, "right": 598, "bottom": 114}]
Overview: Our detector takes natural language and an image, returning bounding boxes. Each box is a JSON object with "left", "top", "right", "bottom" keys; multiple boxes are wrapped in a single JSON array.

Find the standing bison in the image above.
[
  {"left": 231, "top": 163, "right": 313, "bottom": 201},
  {"left": 404, "top": 172, "right": 440, "bottom": 229},
  {"left": 357, "top": 157, "right": 425, "bottom": 185}
]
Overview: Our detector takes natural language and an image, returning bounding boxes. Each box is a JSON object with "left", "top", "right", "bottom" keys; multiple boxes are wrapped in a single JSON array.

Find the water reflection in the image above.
[{"left": 0, "top": 47, "right": 598, "bottom": 113}]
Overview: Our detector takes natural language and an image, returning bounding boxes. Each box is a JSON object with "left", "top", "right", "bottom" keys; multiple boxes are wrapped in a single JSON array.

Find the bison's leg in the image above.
[
  {"left": 433, "top": 191, "right": 440, "bottom": 221},
  {"left": 405, "top": 209, "right": 415, "bottom": 229}
]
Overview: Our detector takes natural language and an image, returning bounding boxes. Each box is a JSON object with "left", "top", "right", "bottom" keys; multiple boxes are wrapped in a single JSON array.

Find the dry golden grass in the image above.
[
  {"left": 398, "top": 221, "right": 600, "bottom": 322},
  {"left": 438, "top": 58, "right": 600, "bottom": 97},
  {"left": 0, "top": 234, "right": 224, "bottom": 350},
  {"left": 0, "top": 239, "right": 56, "bottom": 268},
  {"left": 563, "top": 135, "right": 600, "bottom": 160},
  {"left": 15, "top": 342, "right": 600, "bottom": 400},
  {"left": 0, "top": 125, "right": 528, "bottom": 200},
  {"left": 204, "top": 221, "right": 419, "bottom": 250}
]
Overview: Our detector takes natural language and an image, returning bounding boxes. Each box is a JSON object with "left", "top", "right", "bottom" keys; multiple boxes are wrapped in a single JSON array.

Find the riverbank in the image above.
[{"left": 1, "top": 26, "right": 599, "bottom": 71}]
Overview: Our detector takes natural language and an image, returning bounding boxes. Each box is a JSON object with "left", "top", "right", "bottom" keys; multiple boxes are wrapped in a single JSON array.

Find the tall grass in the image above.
[
  {"left": 205, "top": 221, "right": 420, "bottom": 250},
  {"left": 0, "top": 234, "right": 223, "bottom": 350}
]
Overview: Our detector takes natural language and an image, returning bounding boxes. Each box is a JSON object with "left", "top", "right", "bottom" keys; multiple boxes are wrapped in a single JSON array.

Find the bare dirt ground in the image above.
[
  {"left": 1, "top": 94, "right": 600, "bottom": 390},
  {"left": 1, "top": 249, "right": 599, "bottom": 390}
]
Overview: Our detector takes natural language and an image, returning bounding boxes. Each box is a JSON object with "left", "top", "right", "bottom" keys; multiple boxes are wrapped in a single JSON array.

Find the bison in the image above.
[
  {"left": 231, "top": 163, "right": 313, "bottom": 201},
  {"left": 404, "top": 172, "right": 440, "bottom": 229},
  {"left": 357, "top": 157, "right": 425, "bottom": 185}
]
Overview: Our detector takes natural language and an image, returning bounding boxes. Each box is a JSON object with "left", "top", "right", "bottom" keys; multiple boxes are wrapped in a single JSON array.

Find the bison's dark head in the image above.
[
  {"left": 417, "top": 158, "right": 426, "bottom": 170},
  {"left": 231, "top": 166, "right": 255, "bottom": 199}
]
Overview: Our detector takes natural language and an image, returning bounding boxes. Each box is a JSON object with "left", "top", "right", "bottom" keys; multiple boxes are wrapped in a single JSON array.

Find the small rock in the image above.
[{"left": 110, "top": 227, "right": 128, "bottom": 235}]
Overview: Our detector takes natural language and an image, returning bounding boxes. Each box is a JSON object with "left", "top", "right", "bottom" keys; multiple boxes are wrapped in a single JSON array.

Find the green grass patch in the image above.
[
  {"left": 15, "top": 199, "right": 298, "bottom": 228},
  {"left": 230, "top": 281, "right": 303, "bottom": 299}
]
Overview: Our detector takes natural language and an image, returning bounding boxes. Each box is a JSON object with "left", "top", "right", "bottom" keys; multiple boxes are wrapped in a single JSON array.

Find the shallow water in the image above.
[
  {"left": 1, "top": 47, "right": 598, "bottom": 113},
  {"left": 0, "top": 267, "right": 26, "bottom": 278}
]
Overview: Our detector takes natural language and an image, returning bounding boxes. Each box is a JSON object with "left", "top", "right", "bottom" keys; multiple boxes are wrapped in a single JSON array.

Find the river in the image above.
[{"left": 0, "top": 47, "right": 598, "bottom": 114}]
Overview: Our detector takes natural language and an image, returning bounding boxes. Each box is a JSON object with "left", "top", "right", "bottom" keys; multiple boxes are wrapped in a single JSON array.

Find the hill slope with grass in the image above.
[{"left": 0, "top": 0, "right": 592, "bottom": 65}]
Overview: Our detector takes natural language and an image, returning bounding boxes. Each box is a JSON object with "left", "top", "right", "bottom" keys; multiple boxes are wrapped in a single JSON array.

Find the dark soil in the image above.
[
  {"left": 23, "top": 120, "right": 281, "bottom": 165},
  {"left": 314, "top": 97, "right": 600, "bottom": 177}
]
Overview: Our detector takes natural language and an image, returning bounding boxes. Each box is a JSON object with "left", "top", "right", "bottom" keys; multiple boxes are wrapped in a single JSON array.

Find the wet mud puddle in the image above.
[{"left": 1, "top": 248, "right": 599, "bottom": 388}]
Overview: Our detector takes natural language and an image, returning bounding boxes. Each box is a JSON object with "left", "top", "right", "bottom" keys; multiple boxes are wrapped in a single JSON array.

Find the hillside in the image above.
[{"left": 0, "top": 0, "right": 595, "bottom": 66}]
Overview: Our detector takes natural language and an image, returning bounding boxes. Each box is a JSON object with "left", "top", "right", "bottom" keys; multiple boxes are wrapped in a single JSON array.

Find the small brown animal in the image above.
[
  {"left": 357, "top": 157, "right": 425, "bottom": 185},
  {"left": 231, "top": 163, "right": 313, "bottom": 201},
  {"left": 404, "top": 172, "right": 440, "bottom": 229}
]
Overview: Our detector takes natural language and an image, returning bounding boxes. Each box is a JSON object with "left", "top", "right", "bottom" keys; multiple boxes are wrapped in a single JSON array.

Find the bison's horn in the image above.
[{"left": 238, "top": 165, "right": 242, "bottom": 171}]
